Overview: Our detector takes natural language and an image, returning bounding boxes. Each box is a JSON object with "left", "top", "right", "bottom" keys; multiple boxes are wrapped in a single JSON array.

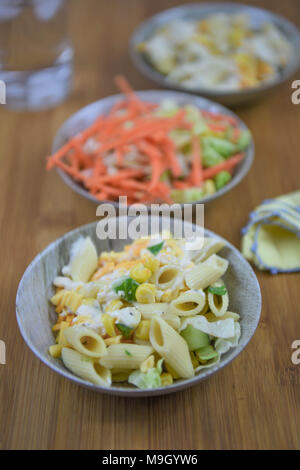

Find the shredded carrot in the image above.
[
  {"left": 191, "top": 136, "right": 203, "bottom": 187},
  {"left": 203, "top": 153, "right": 244, "bottom": 179}
]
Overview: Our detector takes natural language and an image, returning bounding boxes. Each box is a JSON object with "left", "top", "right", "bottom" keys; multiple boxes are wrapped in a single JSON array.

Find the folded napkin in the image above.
[{"left": 241, "top": 191, "right": 300, "bottom": 274}]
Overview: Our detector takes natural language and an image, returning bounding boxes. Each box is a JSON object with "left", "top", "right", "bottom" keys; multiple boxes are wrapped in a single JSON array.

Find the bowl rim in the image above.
[
  {"left": 16, "top": 217, "right": 262, "bottom": 397},
  {"left": 52, "top": 89, "right": 254, "bottom": 208},
  {"left": 129, "top": 1, "right": 300, "bottom": 98}
]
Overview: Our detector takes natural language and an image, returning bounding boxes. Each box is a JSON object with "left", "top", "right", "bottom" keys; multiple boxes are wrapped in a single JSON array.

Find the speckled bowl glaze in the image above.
[
  {"left": 53, "top": 90, "right": 254, "bottom": 207},
  {"left": 16, "top": 217, "right": 261, "bottom": 396},
  {"left": 130, "top": 3, "right": 300, "bottom": 106}
]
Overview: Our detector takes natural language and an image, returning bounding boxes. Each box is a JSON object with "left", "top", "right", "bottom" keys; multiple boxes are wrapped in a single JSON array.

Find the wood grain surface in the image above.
[{"left": 1, "top": 0, "right": 300, "bottom": 450}]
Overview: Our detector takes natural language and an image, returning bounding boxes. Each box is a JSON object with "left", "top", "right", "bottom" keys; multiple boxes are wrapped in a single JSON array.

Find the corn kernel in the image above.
[
  {"left": 166, "top": 239, "right": 183, "bottom": 258},
  {"left": 105, "top": 299, "right": 123, "bottom": 312},
  {"left": 101, "top": 313, "right": 116, "bottom": 337},
  {"left": 135, "top": 283, "right": 156, "bottom": 304},
  {"left": 160, "top": 373, "right": 173, "bottom": 386},
  {"left": 49, "top": 344, "right": 62, "bottom": 358},
  {"left": 142, "top": 255, "right": 160, "bottom": 273},
  {"left": 190, "top": 351, "right": 199, "bottom": 369},
  {"left": 140, "top": 355, "right": 155, "bottom": 373},
  {"left": 130, "top": 263, "right": 152, "bottom": 283},
  {"left": 165, "top": 362, "right": 180, "bottom": 379},
  {"left": 135, "top": 320, "right": 151, "bottom": 341}
]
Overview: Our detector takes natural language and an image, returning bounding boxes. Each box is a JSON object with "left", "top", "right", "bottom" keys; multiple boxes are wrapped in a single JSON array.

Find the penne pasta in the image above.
[
  {"left": 192, "top": 237, "right": 226, "bottom": 264},
  {"left": 169, "top": 289, "right": 206, "bottom": 316},
  {"left": 135, "top": 302, "right": 169, "bottom": 319},
  {"left": 149, "top": 316, "right": 194, "bottom": 379},
  {"left": 61, "top": 347, "right": 111, "bottom": 386},
  {"left": 99, "top": 344, "right": 154, "bottom": 369},
  {"left": 155, "top": 265, "right": 182, "bottom": 290},
  {"left": 64, "top": 326, "right": 107, "bottom": 358},
  {"left": 185, "top": 254, "right": 228, "bottom": 290},
  {"left": 207, "top": 282, "right": 229, "bottom": 317}
]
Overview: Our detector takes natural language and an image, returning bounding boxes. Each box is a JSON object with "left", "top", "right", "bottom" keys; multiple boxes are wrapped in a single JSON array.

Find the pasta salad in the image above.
[
  {"left": 137, "top": 13, "right": 293, "bottom": 91},
  {"left": 49, "top": 234, "right": 241, "bottom": 389}
]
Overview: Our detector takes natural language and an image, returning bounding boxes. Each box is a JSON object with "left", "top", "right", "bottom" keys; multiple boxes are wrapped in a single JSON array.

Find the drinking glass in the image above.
[{"left": 0, "top": 0, "right": 73, "bottom": 110}]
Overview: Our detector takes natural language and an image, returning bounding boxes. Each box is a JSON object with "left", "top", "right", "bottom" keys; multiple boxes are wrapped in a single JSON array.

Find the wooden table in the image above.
[{"left": 1, "top": 0, "right": 300, "bottom": 450}]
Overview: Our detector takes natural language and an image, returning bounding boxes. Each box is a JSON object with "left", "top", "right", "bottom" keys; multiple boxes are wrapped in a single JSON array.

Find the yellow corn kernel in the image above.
[
  {"left": 101, "top": 313, "right": 116, "bottom": 337},
  {"left": 142, "top": 255, "right": 160, "bottom": 273},
  {"left": 104, "top": 335, "right": 122, "bottom": 346},
  {"left": 49, "top": 344, "right": 63, "bottom": 358},
  {"left": 135, "top": 283, "right": 156, "bottom": 304},
  {"left": 135, "top": 320, "right": 151, "bottom": 341},
  {"left": 160, "top": 373, "right": 173, "bottom": 386},
  {"left": 165, "top": 362, "right": 180, "bottom": 379},
  {"left": 130, "top": 263, "right": 152, "bottom": 283},
  {"left": 105, "top": 299, "right": 123, "bottom": 312},
  {"left": 140, "top": 354, "right": 155, "bottom": 373},
  {"left": 166, "top": 239, "right": 183, "bottom": 258},
  {"left": 203, "top": 179, "right": 216, "bottom": 196},
  {"left": 56, "top": 321, "right": 69, "bottom": 346},
  {"left": 161, "top": 288, "right": 179, "bottom": 302},
  {"left": 190, "top": 351, "right": 200, "bottom": 369}
]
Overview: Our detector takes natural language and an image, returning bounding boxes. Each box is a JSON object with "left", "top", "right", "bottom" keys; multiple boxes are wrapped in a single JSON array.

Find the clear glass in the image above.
[{"left": 0, "top": 0, "right": 73, "bottom": 110}]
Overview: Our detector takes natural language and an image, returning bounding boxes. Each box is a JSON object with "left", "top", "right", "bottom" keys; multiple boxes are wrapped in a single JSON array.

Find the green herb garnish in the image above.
[
  {"left": 124, "top": 349, "right": 132, "bottom": 357},
  {"left": 116, "top": 323, "right": 134, "bottom": 339},
  {"left": 207, "top": 285, "right": 227, "bottom": 296},
  {"left": 113, "top": 277, "right": 139, "bottom": 302},
  {"left": 147, "top": 241, "right": 164, "bottom": 255}
]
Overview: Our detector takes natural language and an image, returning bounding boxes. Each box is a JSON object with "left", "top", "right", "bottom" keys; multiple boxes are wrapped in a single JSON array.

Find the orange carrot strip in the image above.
[
  {"left": 191, "top": 136, "right": 203, "bottom": 186},
  {"left": 203, "top": 153, "right": 244, "bottom": 179}
]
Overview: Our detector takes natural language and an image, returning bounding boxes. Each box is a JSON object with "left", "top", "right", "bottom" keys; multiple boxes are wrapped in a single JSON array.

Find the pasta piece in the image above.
[
  {"left": 99, "top": 344, "right": 154, "bottom": 369},
  {"left": 136, "top": 302, "right": 169, "bottom": 319},
  {"left": 207, "top": 282, "right": 229, "bottom": 317},
  {"left": 185, "top": 255, "right": 228, "bottom": 290},
  {"left": 64, "top": 326, "right": 107, "bottom": 358},
  {"left": 169, "top": 290, "right": 206, "bottom": 316},
  {"left": 162, "top": 312, "right": 181, "bottom": 330},
  {"left": 155, "top": 265, "right": 182, "bottom": 290},
  {"left": 61, "top": 347, "right": 111, "bottom": 386},
  {"left": 192, "top": 237, "right": 226, "bottom": 264},
  {"left": 149, "top": 316, "right": 194, "bottom": 379},
  {"left": 205, "top": 311, "right": 240, "bottom": 322},
  {"left": 67, "top": 237, "right": 98, "bottom": 282}
]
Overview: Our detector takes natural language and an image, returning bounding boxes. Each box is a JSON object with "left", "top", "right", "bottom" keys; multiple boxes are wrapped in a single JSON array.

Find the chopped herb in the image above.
[
  {"left": 80, "top": 356, "right": 91, "bottom": 362},
  {"left": 113, "top": 277, "right": 139, "bottom": 302},
  {"left": 147, "top": 241, "right": 164, "bottom": 255},
  {"left": 124, "top": 349, "right": 132, "bottom": 357},
  {"left": 207, "top": 285, "right": 227, "bottom": 296},
  {"left": 116, "top": 323, "right": 134, "bottom": 339}
]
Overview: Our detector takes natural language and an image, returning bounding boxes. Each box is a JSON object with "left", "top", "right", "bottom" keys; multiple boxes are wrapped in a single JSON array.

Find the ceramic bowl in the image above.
[
  {"left": 53, "top": 90, "right": 254, "bottom": 207},
  {"left": 16, "top": 217, "right": 261, "bottom": 396},
  {"left": 130, "top": 2, "right": 300, "bottom": 106}
]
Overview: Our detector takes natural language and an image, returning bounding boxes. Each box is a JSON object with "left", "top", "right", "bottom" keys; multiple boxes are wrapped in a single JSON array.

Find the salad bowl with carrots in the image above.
[{"left": 47, "top": 77, "right": 254, "bottom": 206}]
